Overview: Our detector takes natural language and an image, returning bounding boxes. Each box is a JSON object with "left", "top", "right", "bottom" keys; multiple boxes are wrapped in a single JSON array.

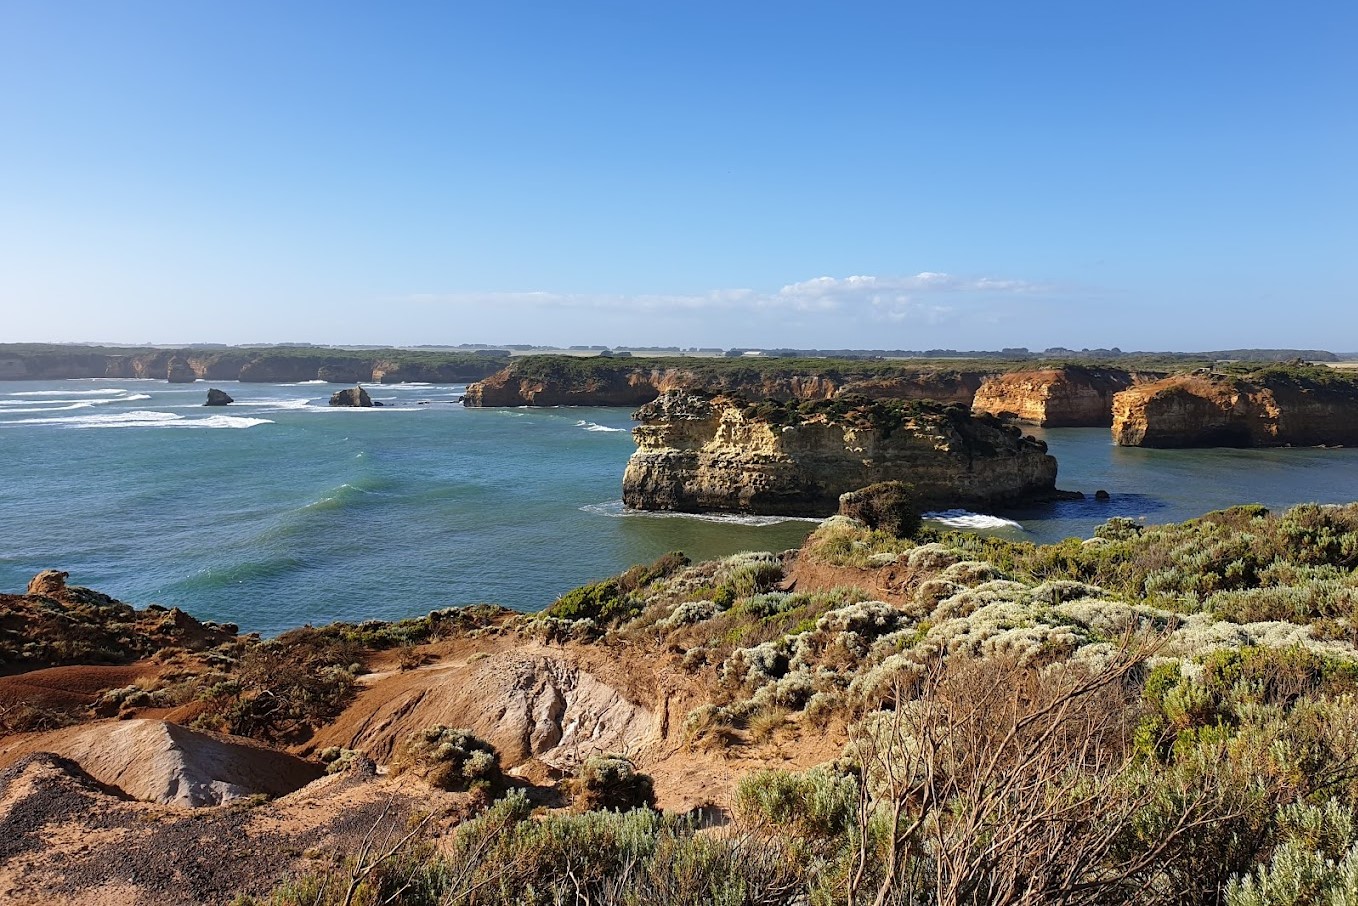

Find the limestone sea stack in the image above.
[
  {"left": 971, "top": 366, "right": 1152, "bottom": 427},
  {"left": 1112, "top": 368, "right": 1358, "bottom": 447},
  {"left": 622, "top": 391, "right": 1061, "bottom": 516},
  {"left": 329, "top": 386, "right": 377, "bottom": 407},
  {"left": 204, "top": 388, "right": 233, "bottom": 406}
]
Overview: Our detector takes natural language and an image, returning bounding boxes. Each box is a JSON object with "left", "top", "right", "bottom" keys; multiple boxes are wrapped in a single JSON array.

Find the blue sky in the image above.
[{"left": 1, "top": 1, "right": 1354, "bottom": 350}]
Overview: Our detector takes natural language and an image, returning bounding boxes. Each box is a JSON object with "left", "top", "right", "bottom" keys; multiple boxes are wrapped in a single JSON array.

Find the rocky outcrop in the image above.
[
  {"left": 622, "top": 392, "right": 1060, "bottom": 515},
  {"left": 329, "top": 386, "right": 377, "bottom": 407},
  {"left": 204, "top": 388, "right": 234, "bottom": 406},
  {"left": 1112, "top": 370, "right": 1358, "bottom": 447},
  {"left": 463, "top": 356, "right": 987, "bottom": 407},
  {"left": 2, "top": 570, "right": 237, "bottom": 669},
  {"left": 166, "top": 357, "right": 197, "bottom": 383},
  {"left": 972, "top": 366, "right": 1156, "bottom": 427}
]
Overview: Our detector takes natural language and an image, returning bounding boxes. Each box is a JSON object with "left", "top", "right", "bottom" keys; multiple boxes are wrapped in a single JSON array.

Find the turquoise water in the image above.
[{"left": 3, "top": 379, "right": 1357, "bottom": 634}]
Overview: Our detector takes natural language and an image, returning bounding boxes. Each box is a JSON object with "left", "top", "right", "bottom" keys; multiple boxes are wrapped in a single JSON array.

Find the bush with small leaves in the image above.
[
  {"left": 569, "top": 754, "right": 655, "bottom": 812},
  {"left": 838, "top": 481, "right": 923, "bottom": 538},
  {"left": 393, "top": 726, "right": 501, "bottom": 792}
]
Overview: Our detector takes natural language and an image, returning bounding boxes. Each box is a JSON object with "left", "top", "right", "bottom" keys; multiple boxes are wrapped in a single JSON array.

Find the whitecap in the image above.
[
  {"left": 5, "top": 409, "right": 272, "bottom": 429},
  {"left": 923, "top": 509, "right": 1024, "bottom": 530},
  {"left": 9, "top": 388, "right": 129, "bottom": 396},
  {"left": 580, "top": 500, "right": 823, "bottom": 526},
  {"left": 247, "top": 398, "right": 311, "bottom": 410},
  {"left": 0, "top": 402, "right": 98, "bottom": 414},
  {"left": 191, "top": 415, "right": 274, "bottom": 429},
  {"left": 578, "top": 421, "right": 630, "bottom": 434}
]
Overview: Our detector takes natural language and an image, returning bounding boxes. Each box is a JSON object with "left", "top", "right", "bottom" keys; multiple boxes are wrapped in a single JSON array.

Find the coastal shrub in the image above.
[
  {"left": 568, "top": 754, "right": 655, "bottom": 812},
  {"left": 316, "top": 746, "right": 370, "bottom": 776},
  {"left": 201, "top": 629, "right": 361, "bottom": 744},
  {"left": 837, "top": 481, "right": 923, "bottom": 538},
  {"left": 733, "top": 767, "right": 858, "bottom": 840},
  {"left": 393, "top": 726, "right": 501, "bottom": 793},
  {"left": 543, "top": 551, "right": 689, "bottom": 625},
  {"left": 1095, "top": 516, "right": 1145, "bottom": 542},
  {"left": 804, "top": 517, "right": 914, "bottom": 568}
]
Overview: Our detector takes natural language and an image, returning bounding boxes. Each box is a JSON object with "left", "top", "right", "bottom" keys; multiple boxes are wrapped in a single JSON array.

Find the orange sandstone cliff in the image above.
[
  {"left": 1111, "top": 369, "right": 1358, "bottom": 447},
  {"left": 972, "top": 366, "right": 1158, "bottom": 427}
]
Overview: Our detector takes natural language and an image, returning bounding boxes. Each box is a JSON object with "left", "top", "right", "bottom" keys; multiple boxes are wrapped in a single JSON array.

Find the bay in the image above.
[{"left": 3, "top": 379, "right": 1356, "bottom": 634}]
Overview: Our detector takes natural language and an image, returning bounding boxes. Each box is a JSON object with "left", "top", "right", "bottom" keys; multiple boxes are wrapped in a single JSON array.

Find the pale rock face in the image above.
[
  {"left": 972, "top": 367, "right": 1150, "bottom": 427},
  {"left": 1112, "top": 372, "right": 1358, "bottom": 447},
  {"left": 622, "top": 392, "right": 1059, "bottom": 516}
]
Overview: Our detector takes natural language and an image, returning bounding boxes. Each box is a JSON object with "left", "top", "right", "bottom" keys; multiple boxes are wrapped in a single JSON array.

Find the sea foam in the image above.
[
  {"left": 6, "top": 410, "right": 273, "bottom": 429},
  {"left": 9, "top": 388, "right": 130, "bottom": 396},
  {"left": 923, "top": 509, "right": 1024, "bottom": 530},
  {"left": 581, "top": 499, "right": 822, "bottom": 526},
  {"left": 575, "top": 420, "right": 627, "bottom": 433}
]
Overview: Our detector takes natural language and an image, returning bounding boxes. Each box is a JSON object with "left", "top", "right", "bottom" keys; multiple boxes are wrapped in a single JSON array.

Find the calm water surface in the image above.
[{"left": 3, "top": 380, "right": 1355, "bottom": 633}]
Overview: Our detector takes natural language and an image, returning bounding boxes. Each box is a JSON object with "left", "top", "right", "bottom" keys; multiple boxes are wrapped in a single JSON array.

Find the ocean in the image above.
[{"left": 4, "top": 379, "right": 1357, "bottom": 634}]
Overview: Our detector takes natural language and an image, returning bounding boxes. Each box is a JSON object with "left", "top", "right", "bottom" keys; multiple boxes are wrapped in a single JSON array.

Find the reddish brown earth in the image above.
[{"left": 0, "top": 562, "right": 865, "bottom": 904}]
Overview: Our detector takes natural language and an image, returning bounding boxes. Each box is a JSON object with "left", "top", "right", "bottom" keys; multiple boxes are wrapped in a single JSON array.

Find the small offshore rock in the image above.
[
  {"left": 329, "top": 386, "right": 375, "bottom": 407},
  {"left": 204, "top": 388, "right": 234, "bottom": 406},
  {"left": 1095, "top": 489, "right": 1111, "bottom": 500}
]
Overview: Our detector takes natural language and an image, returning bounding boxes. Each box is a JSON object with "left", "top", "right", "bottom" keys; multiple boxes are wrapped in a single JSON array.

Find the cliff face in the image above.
[
  {"left": 972, "top": 367, "right": 1150, "bottom": 427},
  {"left": 0, "top": 345, "right": 508, "bottom": 384},
  {"left": 1112, "top": 371, "right": 1358, "bottom": 447},
  {"left": 622, "top": 392, "right": 1059, "bottom": 515},
  {"left": 463, "top": 358, "right": 986, "bottom": 408}
]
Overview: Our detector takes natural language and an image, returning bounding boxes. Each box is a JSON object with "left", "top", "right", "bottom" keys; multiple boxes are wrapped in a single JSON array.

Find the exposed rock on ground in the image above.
[
  {"left": 1112, "top": 368, "right": 1358, "bottom": 447},
  {"left": 328, "top": 386, "right": 376, "bottom": 407},
  {"left": 307, "top": 648, "right": 658, "bottom": 775},
  {"left": 203, "top": 388, "right": 233, "bottom": 406},
  {"left": 971, "top": 365, "right": 1157, "bottom": 426},
  {"left": 1, "top": 720, "right": 321, "bottom": 807},
  {"left": 0, "top": 751, "right": 464, "bottom": 906},
  {"left": 623, "top": 391, "right": 1060, "bottom": 515}
]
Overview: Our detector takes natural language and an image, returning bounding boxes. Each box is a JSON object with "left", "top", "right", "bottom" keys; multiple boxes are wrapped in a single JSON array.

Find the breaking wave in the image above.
[
  {"left": 575, "top": 420, "right": 627, "bottom": 433},
  {"left": 4, "top": 410, "right": 273, "bottom": 429},
  {"left": 923, "top": 509, "right": 1024, "bottom": 530},
  {"left": 581, "top": 499, "right": 823, "bottom": 526}
]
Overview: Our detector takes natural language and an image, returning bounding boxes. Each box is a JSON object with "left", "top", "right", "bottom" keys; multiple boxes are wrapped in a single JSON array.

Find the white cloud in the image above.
[{"left": 406, "top": 272, "right": 1045, "bottom": 324}]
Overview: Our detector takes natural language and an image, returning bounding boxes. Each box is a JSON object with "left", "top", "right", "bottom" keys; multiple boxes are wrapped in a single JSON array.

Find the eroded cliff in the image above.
[
  {"left": 622, "top": 391, "right": 1060, "bottom": 515},
  {"left": 0, "top": 344, "right": 508, "bottom": 384},
  {"left": 462, "top": 356, "right": 987, "bottom": 407},
  {"left": 972, "top": 366, "right": 1157, "bottom": 427},
  {"left": 1111, "top": 368, "right": 1358, "bottom": 447}
]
